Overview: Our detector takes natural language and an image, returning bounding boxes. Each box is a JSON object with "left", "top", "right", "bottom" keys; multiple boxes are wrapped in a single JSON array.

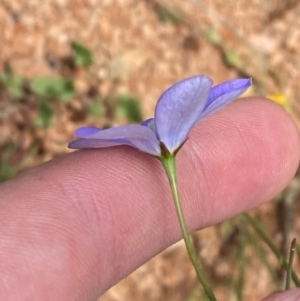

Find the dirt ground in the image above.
[{"left": 1, "top": 0, "right": 300, "bottom": 300}]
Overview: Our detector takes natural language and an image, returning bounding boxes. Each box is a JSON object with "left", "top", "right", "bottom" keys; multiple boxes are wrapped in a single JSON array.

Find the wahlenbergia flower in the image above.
[
  {"left": 68, "top": 75, "right": 251, "bottom": 157},
  {"left": 69, "top": 74, "right": 251, "bottom": 301}
]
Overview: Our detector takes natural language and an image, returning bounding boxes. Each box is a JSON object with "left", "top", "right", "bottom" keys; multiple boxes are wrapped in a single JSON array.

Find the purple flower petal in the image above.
[
  {"left": 154, "top": 75, "right": 213, "bottom": 153},
  {"left": 69, "top": 124, "right": 161, "bottom": 156},
  {"left": 141, "top": 118, "right": 152, "bottom": 127},
  {"left": 75, "top": 126, "right": 100, "bottom": 137},
  {"left": 200, "top": 78, "right": 251, "bottom": 120},
  {"left": 69, "top": 139, "right": 126, "bottom": 149},
  {"left": 141, "top": 118, "right": 156, "bottom": 133},
  {"left": 69, "top": 75, "right": 252, "bottom": 157}
]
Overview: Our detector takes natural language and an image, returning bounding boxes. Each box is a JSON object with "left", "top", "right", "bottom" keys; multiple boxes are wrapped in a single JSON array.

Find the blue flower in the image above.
[{"left": 68, "top": 75, "right": 251, "bottom": 157}]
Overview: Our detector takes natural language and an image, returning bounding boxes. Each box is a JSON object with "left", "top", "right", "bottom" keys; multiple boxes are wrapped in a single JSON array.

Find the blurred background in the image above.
[{"left": 0, "top": 0, "right": 300, "bottom": 300}]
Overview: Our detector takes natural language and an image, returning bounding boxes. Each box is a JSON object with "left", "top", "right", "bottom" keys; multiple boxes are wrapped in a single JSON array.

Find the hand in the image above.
[{"left": 0, "top": 97, "right": 299, "bottom": 301}]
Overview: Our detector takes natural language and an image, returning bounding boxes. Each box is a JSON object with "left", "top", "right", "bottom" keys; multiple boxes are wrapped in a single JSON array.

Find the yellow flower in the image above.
[{"left": 267, "top": 93, "right": 291, "bottom": 112}]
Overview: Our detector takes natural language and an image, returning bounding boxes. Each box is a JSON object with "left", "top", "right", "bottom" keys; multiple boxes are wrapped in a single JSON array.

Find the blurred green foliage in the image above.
[
  {"left": 115, "top": 94, "right": 143, "bottom": 123},
  {"left": 34, "top": 101, "right": 54, "bottom": 128},
  {"left": 0, "top": 142, "right": 39, "bottom": 183},
  {"left": 70, "top": 41, "right": 94, "bottom": 69},
  {"left": 30, "top": 76, "right": 75, "bottom": 102},
  {"left": 185, "top": 214, "right": 290, "bottom": 301},
  {"left": 204, "top": 28, "right": 222, "bottom": 45},
  {"left": 224, "top": 50, "right": 243, "bottom": 68},
  {"left": 29, "top": 76, "right": 75, "bottom": 128},
  {"left": 203, "top": 28, "right": 244, "bottom": 70},
  {"left": 235, "top": 237, "right": 246, "bottom": 301},
  {"left": 0, "top": 65, "right": 25, "bottom": 99},
  {"left": 156, "top": 5, "right": 185, "bottom": 25},
  {"left": 0, "top": 41, "right": 144, "bottom": 182}
]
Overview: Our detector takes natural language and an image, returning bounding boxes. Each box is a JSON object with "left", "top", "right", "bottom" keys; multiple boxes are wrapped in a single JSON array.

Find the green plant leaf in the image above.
[
  {"left": 116, "top": 94, "right": 143, "bottom": 123},
  {"left": 157, "top": 6, "right": 185, "bottom": 25},
  {"left": 204, "top": 28, "right": 222, "bottom": 45},
  {"left": 70, "top": 41, "right": 94, "bottom": 68},
  {"left": 235, "top": 237, "right": 246, "bottom": 301},
  {"left": 0, "top": 70, "right": 25, "bottom": 99},
  {"left": 30, "top": 76, "right": 75, "bottom": 102},
  {"left": 9, "top": 76, "right": 25, "bottom": 98},
  {"left": 35, "top": 101, "right": 54, "bottom": 128},
  {"left": 224, "top": 50, "right": 242, "bottom": 68}
]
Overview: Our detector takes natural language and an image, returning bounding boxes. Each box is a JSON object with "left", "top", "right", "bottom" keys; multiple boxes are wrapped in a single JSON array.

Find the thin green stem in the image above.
[
  {"left": 286, "top": 238, "right": 296, "bottom": 290},
  {"left": 160, "top": 155, "right": 217, "bottom": 301},
  {"left": 244, "top": 224, "right": 280, "bottom": 286},
  {"left": 242, "top": 213, "right": 300, "bottom": 287}
]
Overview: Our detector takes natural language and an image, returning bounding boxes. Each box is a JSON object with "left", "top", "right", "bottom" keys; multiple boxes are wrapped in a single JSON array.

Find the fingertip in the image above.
[{"left": 179, "top": 96, "right": 300, "bottom": 226}]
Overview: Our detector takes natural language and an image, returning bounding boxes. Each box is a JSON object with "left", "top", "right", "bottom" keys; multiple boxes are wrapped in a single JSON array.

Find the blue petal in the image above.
[
  {"left": 75, "top": 126, "right": 100, "bottom": 137},
  {"left": 69, "top": 124, "right": 161, "bottom": 156},
  {"left": 69, "top": 139, "right": 128, "bottom": 149},
  {"left": 154, "top": 75, "right": 213, "bottom": 153},
  {"left": 141, "top": 118, "right": 156, "bottom": 133},
  {"left": 141, "top": 118, "right": 152, "bottom": 126},
  {"left": 200, "top": 78, "right": 251, "bottom": 120}
]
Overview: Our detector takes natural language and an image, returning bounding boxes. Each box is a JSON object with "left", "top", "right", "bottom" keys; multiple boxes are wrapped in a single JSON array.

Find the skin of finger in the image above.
[
  {"left": 0, "top": 97, "right": 298, "bottom": 300},
  {"left": 261, "top": 288, "right": 300, "bottom": 301}
]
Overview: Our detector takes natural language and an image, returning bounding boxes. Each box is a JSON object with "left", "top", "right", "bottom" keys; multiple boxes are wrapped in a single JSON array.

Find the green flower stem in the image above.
[
  {"left": 242, "top": 213, "right": 300, "bottom": 287},
  {"left": 160, "top": 155, "right": 217, "bottom": 301},
  {"left": 286, "top": 238, "right": 297, "bottom": 290}
]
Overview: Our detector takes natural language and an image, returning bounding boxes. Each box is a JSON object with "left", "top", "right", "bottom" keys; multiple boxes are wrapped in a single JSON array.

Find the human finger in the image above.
[{"left": 0, "top": 97, "right": 298, "bottom": 300}]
